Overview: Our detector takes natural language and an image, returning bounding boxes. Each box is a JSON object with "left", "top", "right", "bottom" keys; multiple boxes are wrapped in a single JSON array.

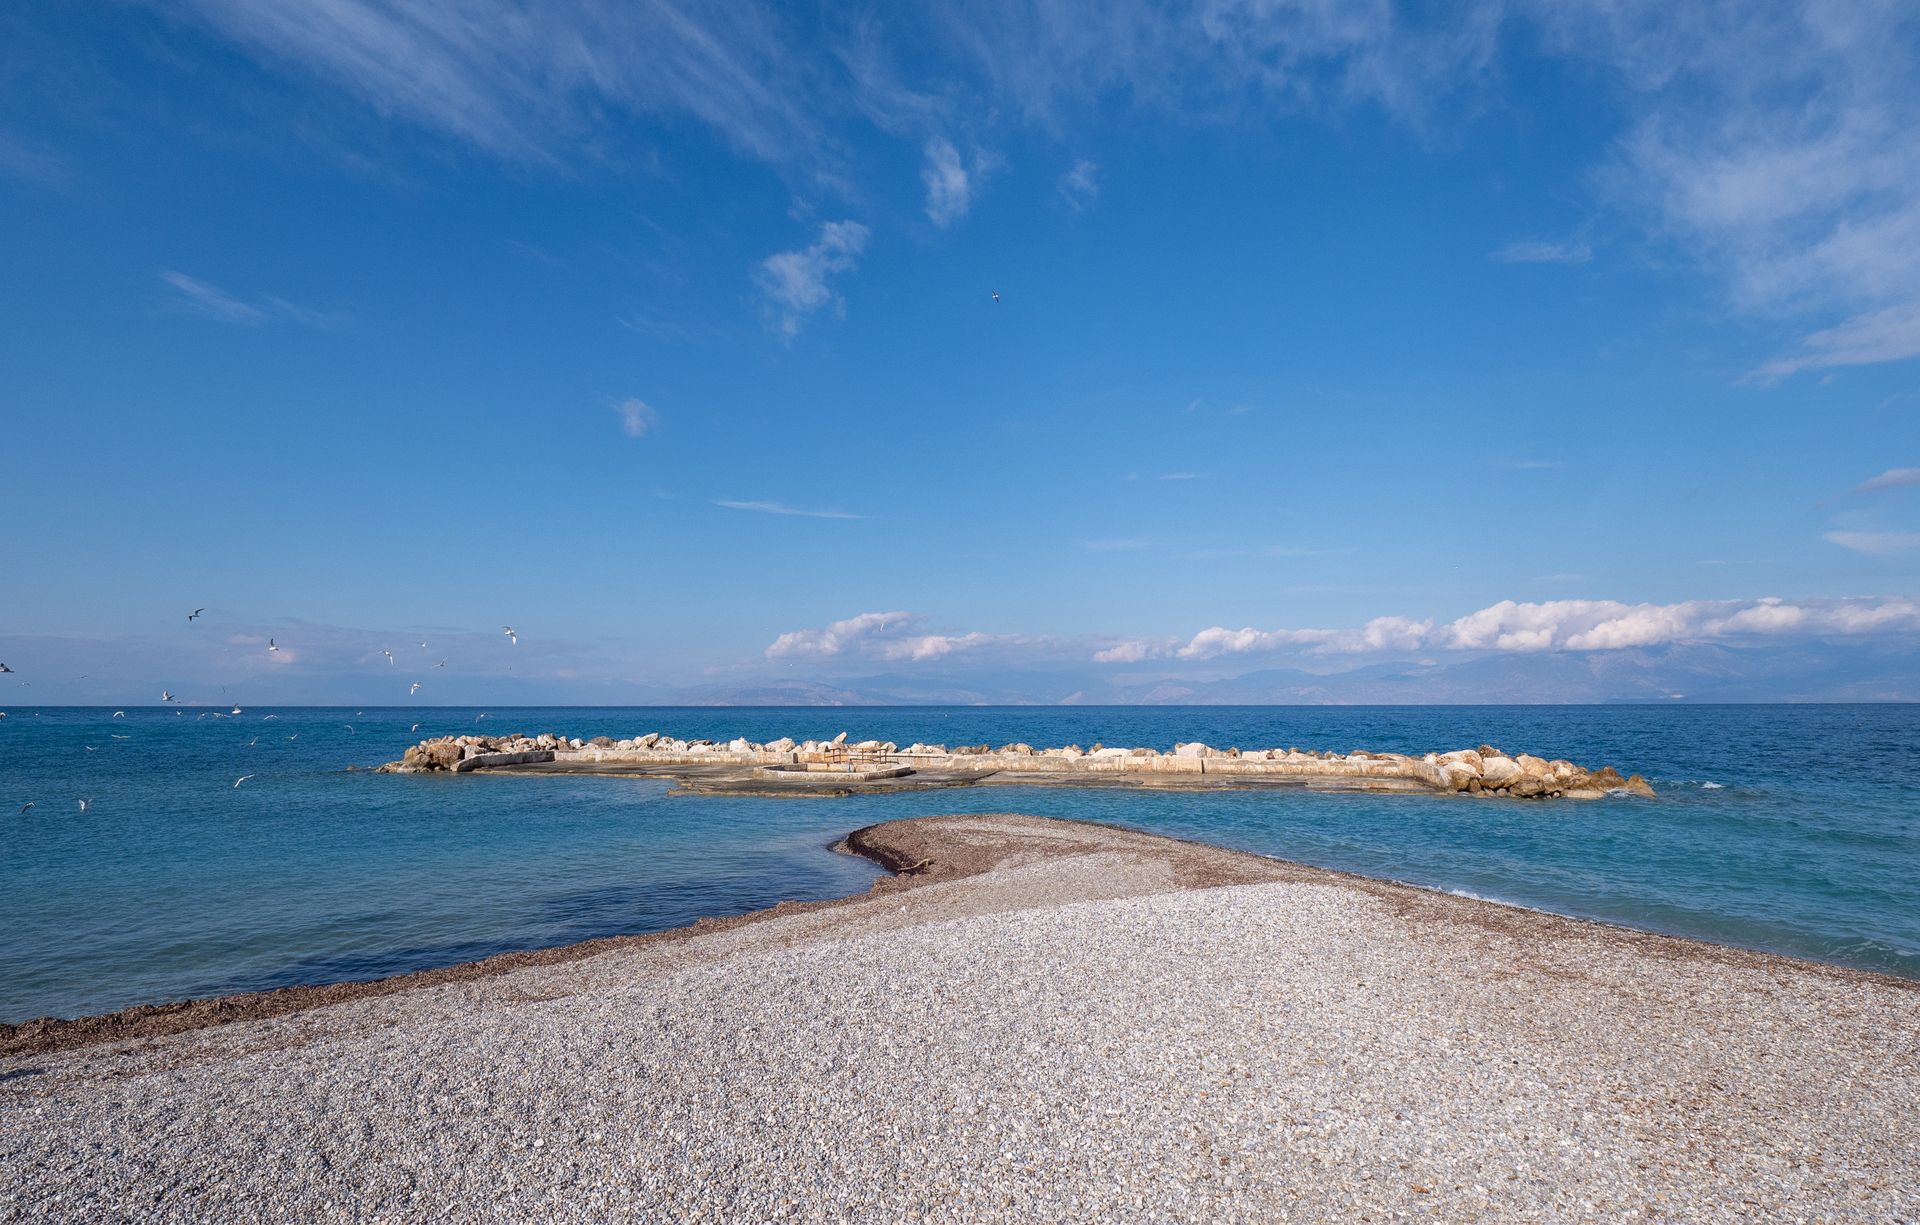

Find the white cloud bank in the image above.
[
  {"left": 774, "top": 596, "right": 1920, "bottom": 672},
  {"left": 1102, "top": 596, "right": 1920, "bottom": 662},
  {"left": 765, "top": 612, "right": 1007, "bottom": 662}
]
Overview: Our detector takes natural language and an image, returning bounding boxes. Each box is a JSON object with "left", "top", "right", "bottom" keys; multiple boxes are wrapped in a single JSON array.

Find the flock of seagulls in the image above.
[{"left": 7, "top": 608, "right": 525, "bottom": 815}]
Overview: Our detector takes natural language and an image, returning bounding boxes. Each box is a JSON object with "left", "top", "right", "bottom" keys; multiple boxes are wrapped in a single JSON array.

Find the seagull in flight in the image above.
[
  {"left": 247, "top": 737, "right": 258, "bottom": 747},
  {"left": 162, "top": 690, "right": 176, "bottom": 703},
  {"left": 345, "top": 724, "right": 356, "bottom": 734},
  {"left": 991, "top": 290, "right": 1000, "bottom": 302},
  {"left": 0, "top": 663, "right": 12, "bottom": 673},
  {"left": 287, "top": 733, "right": 298, "bottom": 741},
  {"left": 112, "top": 710, "right": 125, "bottom": 718},
  {"left": 111, "top": 734, "right": 130, "bottom": 740},
  {"left": 410, "top": 682, "right": 421, "bottom": 695},
  {"left": 233, "top": 775, "right": 255, "bottom": 788},
  {"left": 502, "top": 626, "right": 517, "bottom": 646},
  {"left": 419, "top": 641, "right": 428, "bottom": 650},
  {"left": 410, "top": 722, "right": 421, "bottom": 732},
  {"left": 382, "top": 649, "right": 395, "bottom": 665},
  {"left": 78, "top": 799, "right": 90, "bottom": 812},
  {"left": 232, "top": 706, "right": 243, "bottom": 715},
  {"left": 188, "top": 608, "right": 205, "bottom": 621},
  {"left": 268, "top": 639, "right": 280, "bottom": 652},
  {"left": 85, "top": 745, "right": 97, "bottom": 752},
  {"left": 18, "top": 802, "right": 32, "bottom": 815},
  {"left": 436, "top": 659, "right": 447, "bottom": 668}
]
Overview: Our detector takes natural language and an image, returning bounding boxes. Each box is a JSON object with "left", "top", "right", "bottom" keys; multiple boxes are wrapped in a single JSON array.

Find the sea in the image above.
[{"left": 1, "top": 705, "right": 1915, "bottom": 1024}]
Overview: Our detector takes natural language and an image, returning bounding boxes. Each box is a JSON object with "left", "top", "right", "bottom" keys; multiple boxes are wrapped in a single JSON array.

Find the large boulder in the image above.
[
  {"left": 1480, "top": 755, "right": 1523, "bottom": 789},
  {"left": 402, "top": 740, "right": 462, "bottom": 772}
]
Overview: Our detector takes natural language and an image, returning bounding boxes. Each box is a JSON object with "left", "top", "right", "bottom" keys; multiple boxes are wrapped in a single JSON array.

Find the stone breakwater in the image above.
[{"left": 380, "top": 731, "right": 1655, "bottom": 798}]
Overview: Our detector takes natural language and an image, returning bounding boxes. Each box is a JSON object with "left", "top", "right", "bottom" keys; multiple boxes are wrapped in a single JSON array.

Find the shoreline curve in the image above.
[{"left": 3, "top": 813, "right": 1910, "bottom": 1060}]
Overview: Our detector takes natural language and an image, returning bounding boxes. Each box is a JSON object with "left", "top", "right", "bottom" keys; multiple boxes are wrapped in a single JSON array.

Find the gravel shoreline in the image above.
[{"left": 3, "top": 814, "right": 1916, "bottom": 1222}]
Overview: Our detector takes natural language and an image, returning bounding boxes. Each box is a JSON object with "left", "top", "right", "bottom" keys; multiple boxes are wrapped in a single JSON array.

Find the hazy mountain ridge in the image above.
[{"left": 673, "top": 643, "right": 1920, "bottom": 705}]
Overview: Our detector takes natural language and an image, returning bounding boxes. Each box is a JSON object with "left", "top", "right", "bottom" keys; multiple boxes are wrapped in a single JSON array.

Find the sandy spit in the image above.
[{"left": 2, "top": 814, "right": 1916, "bottom": 1223}]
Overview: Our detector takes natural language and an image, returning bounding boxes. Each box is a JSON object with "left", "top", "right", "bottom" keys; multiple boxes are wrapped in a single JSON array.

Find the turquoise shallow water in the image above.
[{"left": 1, "top": 705, "right": 1915, "bottom": 1023}]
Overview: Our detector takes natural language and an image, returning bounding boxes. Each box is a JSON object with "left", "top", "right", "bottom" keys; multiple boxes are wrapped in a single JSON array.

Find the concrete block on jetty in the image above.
[{"left": 379, "top": 731, "right": 1655, "bottom": 799}]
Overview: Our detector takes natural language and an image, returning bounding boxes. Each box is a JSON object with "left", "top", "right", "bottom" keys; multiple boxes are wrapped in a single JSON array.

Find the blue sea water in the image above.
[{"left": 0, "top": 705, "right": 1915, "bottom": 1023}]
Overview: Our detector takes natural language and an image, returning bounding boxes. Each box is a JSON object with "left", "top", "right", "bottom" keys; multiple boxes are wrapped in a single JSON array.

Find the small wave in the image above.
[
  {"left": 1442, "top": 887, "right": 1548, "bottom": 916},
  {"left": 1700, "top": 781, "right": 1725, "bottom": 790}
]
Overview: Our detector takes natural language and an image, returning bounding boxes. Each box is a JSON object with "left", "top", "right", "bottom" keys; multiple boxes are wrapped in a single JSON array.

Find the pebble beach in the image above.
[{"left": 3, "top": 814, "right": 1915, "bottom": 1222}]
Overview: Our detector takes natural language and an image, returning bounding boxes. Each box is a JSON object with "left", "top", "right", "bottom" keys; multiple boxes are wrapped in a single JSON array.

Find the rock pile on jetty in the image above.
[{"left": 380, "top": 731, "right": 1654, "bottom": 798}]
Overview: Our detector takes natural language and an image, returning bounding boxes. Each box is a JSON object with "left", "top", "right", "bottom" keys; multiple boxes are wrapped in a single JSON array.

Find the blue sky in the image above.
[{"left": 3, "top": 1, "right": 1919, "bottom": 704}]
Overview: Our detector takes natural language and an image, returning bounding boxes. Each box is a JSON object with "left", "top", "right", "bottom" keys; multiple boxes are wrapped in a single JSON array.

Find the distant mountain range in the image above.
[{"left": 670, "top": 642, "right": 1920, "bottom": 705}]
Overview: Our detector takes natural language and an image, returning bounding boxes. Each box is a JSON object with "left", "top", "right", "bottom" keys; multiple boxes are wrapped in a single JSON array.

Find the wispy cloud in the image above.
[
  {"left": 162, "top": 270, "right": 264, "bottom": 324},
  {"left": 1193, "top": 543, "right": 1333, "bottom": 560},
  {"left": 0, "top": 128, "right": 72, "bottom": 189},
  {"left": 714, "top": 499, "right": 864, "bottom": 520},
  {"left": 1751, "top": 305, "right": 1920, "bottom": 384},
  {"left": 169, "top": 1, "right": 823, "bottom": 168},
  {"left": 1492, "top": 239, "right": 1592, "bottom": 264},
  {"left": 613, "top": 398, "right": 659, "bottom": 439},
  {"left": 753, "top": 221, "right": 870, "bottom": 338},
  {"left": 1525, "top": 4, "right": 1920, "bottom": 383},
  {"left": 921, "top": 137, "right": 974, "bottom": 226},
  {"left": 159, "top": 270, "right": 331, "bottom": 327},
  {"left": 1058, "top": 158, "right": 1099, "bottom": 210},
  {"left": 1857, "top": 467, "right": 1920, "bottom": 494},
  {"left": 919, "top": 3, "right": 1920, "bottom": 382},
  {"left": 1824, "top": 530, "right": 1920, "bottom": 556}
]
